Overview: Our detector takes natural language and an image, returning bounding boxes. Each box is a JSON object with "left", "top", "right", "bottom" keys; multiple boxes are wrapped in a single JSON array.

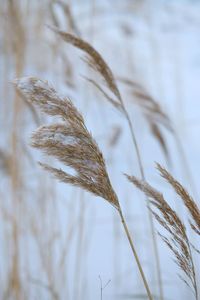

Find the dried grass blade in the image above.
[
  {"left": 156, "top": 163, "right": 200, "bottom": 235},
  {"left": 48, "top": 25, "right": 122, "bottom": 104},
  {"left": 125, "top": 173, "right": 198, "bottom": 298}
]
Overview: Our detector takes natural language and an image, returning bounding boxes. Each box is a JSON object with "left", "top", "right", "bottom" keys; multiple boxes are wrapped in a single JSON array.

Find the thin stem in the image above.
[
  {"left": 122, "top": 106, "right": 163, "bottom": 300},
  {"left": 73, "top": 191, "right": 85, "bottom": 299},
  {"left": 186, "top": 238, "right": 198, "bottom": 300},
  {"left": 118, "top": 207, "right": 153, "bottom": 300},
  {"left": 123, "top": 108, "right": 144, "bottom": 178},
  {"left": 99, "top": 276, "right": 103, "bottom": 300},
  {"left": 99, "top": 276, "right": 111, "bottom": 300}
]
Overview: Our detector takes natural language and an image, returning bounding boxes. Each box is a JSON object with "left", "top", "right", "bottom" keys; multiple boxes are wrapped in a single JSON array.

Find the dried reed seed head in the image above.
[
  {"left": 133, "top": 90, "right": 171, "bottom": 129},
  {"left": 156, "top": 163, "right": 200, "bottom": 234},
  {"left": 49, "top": 26, "right": 123, "bottom": 106},
  {"left": 125, "top": 174, "right": 186, "bottom": 236},
  {"left": 13, "top": 77, "right": 85, "bottom": 125},
  {"left": 108, "top": 126, "right": 122, "bottom": 147},
  {"left": 118, "top": 77, "right": 172, "bottom": 131},
  {"left": 13, "top": 77, "right": 119, "bottom": 209},
  {"left": 149, "top": 121, "right": 170, "bottom": 162},
  {"left": 118, "top": 77, "right": 172, "bottom": 162},
  {"left": 125, "top": 173, "right": 197, "bottom": 293}
]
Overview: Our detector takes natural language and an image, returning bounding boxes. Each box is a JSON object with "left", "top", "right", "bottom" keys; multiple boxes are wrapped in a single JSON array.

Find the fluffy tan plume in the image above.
[
  {"left": 126, "top": 173, "right": 198, "bottom": 297},
  {"left": 13, "top": 76, "right": 154, "bottom": 300},
  {"left": 156, "top": 163, "right": 200, "bottom": 236},
  {"left": 13, "top": 77, "right": 119, "bottom": 209},
  {"left": 48, "top": 26, "right": 123, "bottom": 108}
]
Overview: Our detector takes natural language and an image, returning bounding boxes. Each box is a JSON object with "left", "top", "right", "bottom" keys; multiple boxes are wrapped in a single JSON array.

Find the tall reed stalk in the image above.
[
  {"left": 126, "top": 165, "right": 199, "bottom": 300},
  {"left": 13, "top": 76, "right": 153, "bottom": 300},
  {"left": 48, "top": 26, "right": 162, "bottom": 299},
  {"left": 7, "top": 0, "right": 26, "bottom": 298}
]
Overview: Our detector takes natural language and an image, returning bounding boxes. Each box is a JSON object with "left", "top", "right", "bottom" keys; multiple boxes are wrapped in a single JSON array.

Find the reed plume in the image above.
[
  {"left": 119, "top": 77, "right": 198, "bottom": 199},
  {"left": 48, "top": 26, "right": 163, "bottom": 299},
  {"left": 118, "top": 77, "right": 172, "bottom": 162},
  {"left": 157, "top": 164, "right": 200, "bottom": 236},
  {"left": 13, "top": 77, "right": 119, "bottom": 209},
  {"left": 126, "top": 173, "right": 198, "bottom": 299},
  {"left": 48, "top": 26, "right": 122, "bottom": 108},
  {"left": 13, "top": 76, "right": 153, "bottom": 300}
]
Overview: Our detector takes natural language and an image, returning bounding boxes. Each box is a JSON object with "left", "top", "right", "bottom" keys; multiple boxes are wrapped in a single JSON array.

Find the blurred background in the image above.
[{"left": 1, "top": 0, "right": 200, "bottom": 299}]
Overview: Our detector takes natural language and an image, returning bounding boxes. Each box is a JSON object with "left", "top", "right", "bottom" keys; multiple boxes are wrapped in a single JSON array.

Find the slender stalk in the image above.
[
  {"left": 73, "top": 191, "right": 85, "bottom": 300},
  {"left": 99, "top": 276, "right": 111, "bottom": 300},
  {"left": 47, "top": 26, "right": 163, "bottom": 297},
  {"left": 118, "top": 207, "right": 153, "bottom": 300},
  {"left": 122, "top": 105, "right": 163, "bottom": 300},
  {"left": 187, "top": 238, "right": 198, "bottom": 300},
  {"left": 123, "top": 107, "right": 144, "bottom": 177}
]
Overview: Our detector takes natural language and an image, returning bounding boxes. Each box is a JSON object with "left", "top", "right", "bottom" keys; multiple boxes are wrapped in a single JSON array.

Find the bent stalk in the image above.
[{"left": 118, "top": 207, "right": 153, "bottom": 300}]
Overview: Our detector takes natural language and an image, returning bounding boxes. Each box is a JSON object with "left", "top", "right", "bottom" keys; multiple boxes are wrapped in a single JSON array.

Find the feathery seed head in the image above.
[
  {"left": 13, "top": 77, "right": 119, "bottom": 209},
  {"left": 125, "top": 173, "right": 197, "bottom": 294}
]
